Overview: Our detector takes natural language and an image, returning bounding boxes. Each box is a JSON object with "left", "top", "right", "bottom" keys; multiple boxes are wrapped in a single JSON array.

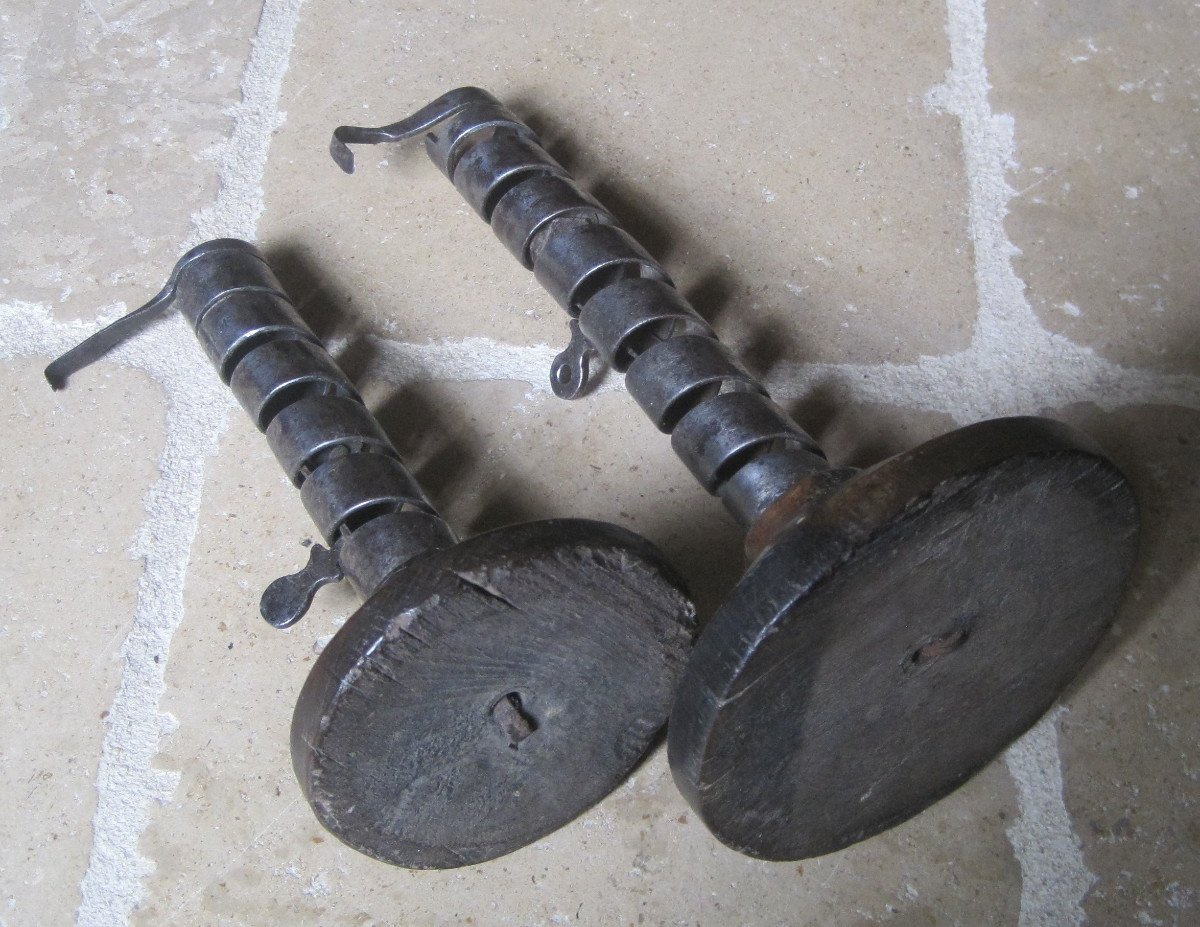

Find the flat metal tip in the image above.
[
  {"left": 330, "top": 129, "right": 357, "bottom": 174},
  {"left": 43, "top": 362, "right": 68, "bottom": 391}
]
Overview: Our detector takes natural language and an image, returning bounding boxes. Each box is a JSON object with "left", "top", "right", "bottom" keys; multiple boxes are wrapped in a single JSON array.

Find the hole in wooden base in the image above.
[
  {"left": 906, "top": 627, "right": 970, "bottom": 672},
  {"left": 491, "top": 692, "right": 538, "bottom": 749}
]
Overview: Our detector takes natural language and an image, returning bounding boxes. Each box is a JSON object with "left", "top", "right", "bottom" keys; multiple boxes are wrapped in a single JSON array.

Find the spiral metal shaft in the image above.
[
  {"left": 46, "top": 239, "right": 454, "bottom": 623},
  {"left": 332, "top": 88, "right": 836, "bottom": 530}
]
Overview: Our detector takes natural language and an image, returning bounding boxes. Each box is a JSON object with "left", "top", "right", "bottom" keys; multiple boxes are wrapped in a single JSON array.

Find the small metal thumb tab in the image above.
[
  {"left": 550, "top": 320, "right": 599, "bottom": 400},
  {"left": 260, "top": 541, "right": 345, "bottom": 629}
]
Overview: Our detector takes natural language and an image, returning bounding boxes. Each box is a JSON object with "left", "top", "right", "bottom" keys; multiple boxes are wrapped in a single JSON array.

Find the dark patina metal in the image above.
[
  {"left": 330, "top": 89, "right": 1141, "bottom": 860},
  {"left": 46, "top": 239, "right": 696, "bottom": 868}
]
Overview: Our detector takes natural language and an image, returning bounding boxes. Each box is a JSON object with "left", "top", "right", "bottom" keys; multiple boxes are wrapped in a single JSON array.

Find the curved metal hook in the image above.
[
  {"left": 44, "top": 238, "right": 256, "bottom": 390},
  {"left": 44, "top": 279, "right": 178, "bottom": 390},
  {"left": 329, "top": 86, "right": 499, "bottom": 174}
]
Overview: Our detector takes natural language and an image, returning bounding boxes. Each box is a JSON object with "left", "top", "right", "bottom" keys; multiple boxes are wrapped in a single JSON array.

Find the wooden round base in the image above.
[
  {"left": 293, "top": 519, "right": 694, "bottom": 868},
  {"left": 668, "top": 416, "right": 1139, "bottom": 860}
]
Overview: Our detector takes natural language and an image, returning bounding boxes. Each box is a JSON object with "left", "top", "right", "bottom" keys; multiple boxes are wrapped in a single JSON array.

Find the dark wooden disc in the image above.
[
  {"left": 292, "top": 519, "right": 694, "bottom": 868},
  {"left": 668, "top": 416, "right": 1139, "bottom": 860}
]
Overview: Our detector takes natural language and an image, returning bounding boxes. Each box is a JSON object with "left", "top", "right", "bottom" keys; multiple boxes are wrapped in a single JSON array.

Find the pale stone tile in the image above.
[
  {"left": 224, "top": 748, "right": 1019, "bottom": 926},
  {"left": 988, "top": 0, "right": 1200, "bottom": 374},
  {"left": 1051, "top": 403, "right": 1200, "bottom": 925},
  {"left": 133, "top": 411, "right": 345, "bottom": 925},
  {"left": 0, "top": 360, "right": 164, "bottom": 926},
  {"left": 0, "top": 3, "right": 271, "bottom": 917},
  {"left": 792, "top": 396, "right": 961, "bottom": 470},
  {"left": 261, "top": 0, "right": 975, "bottom": 365},
  {"left": 0, "top": 0, "right": 262, "bottom": 321}
]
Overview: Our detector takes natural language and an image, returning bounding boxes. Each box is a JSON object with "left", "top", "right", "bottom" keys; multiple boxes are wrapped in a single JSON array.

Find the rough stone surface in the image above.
[
  {"left": 0, "top": 361, "right": 164, "bottom": 925},
  {"left": 988, "top": 0, "right": 1200, "bottom": 374},
  {"left": 1, "top": 0, "right": 1196, "bottom": 924}
]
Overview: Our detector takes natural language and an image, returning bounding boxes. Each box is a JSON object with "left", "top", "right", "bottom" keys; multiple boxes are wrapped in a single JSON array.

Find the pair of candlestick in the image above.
[{"left": 48, "top": 88, "right": 1138, "bottom": 869}]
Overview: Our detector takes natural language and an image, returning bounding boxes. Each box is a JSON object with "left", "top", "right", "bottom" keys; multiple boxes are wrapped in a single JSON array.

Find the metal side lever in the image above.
[
  {"left": 550, "top": 320, "right": 599, "bottom": 400},
  {"left": 259, "top": 540, "right": 345, "bottom": 629},
  {"left": 44, "top": 278, "right": 178, "bottom": 390},
  {"left": 330, "top": 86, "right": 496, "bottom": 174}
]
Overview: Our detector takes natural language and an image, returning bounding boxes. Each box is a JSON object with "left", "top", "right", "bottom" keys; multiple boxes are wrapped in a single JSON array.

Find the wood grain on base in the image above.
[{"left": 293, "top": 519, "right": 695, "bottom": 868}]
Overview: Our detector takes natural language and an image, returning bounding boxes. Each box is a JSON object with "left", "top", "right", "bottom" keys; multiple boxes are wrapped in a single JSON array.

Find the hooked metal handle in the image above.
[
  {"left": 43, "top": 238, "right": 262, "bottom": 390},
  {"left": 44, "top": 273, "right": 180, "bottom": 390},
  {"left": 329, "top": 90, "right": 833, "bottom": 528},
  {"left": 330, "top": 86, "right": 499, "bottom": 174}
]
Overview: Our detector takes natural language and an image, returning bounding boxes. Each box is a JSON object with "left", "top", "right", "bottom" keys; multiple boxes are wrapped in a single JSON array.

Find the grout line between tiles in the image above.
[
  {"left": 53, "top": 1, "right": 306, "bottom": 924},
  {"left": 1005, "top": 709, "right": 1095, "bottom": 927}
]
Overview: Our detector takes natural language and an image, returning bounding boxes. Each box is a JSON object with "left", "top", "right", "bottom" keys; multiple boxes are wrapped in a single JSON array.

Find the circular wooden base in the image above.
[
  {"left": 293, "top": 519, "right": 694, "bottom": 868},
  {"left": 668, "top": 417, "right": 1139, "bottom": 860}
]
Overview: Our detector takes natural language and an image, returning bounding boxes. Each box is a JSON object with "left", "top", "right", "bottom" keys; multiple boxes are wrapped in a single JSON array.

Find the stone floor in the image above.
[{"left": 1, "top": 0, "right": 1197, "bottom": 924}]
